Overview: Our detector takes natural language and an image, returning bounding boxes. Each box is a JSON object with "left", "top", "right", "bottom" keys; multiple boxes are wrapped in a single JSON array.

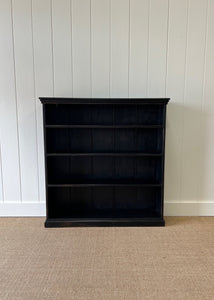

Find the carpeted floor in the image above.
[{"left": 0, "top": 217, "right": 214, "bottom": 300}]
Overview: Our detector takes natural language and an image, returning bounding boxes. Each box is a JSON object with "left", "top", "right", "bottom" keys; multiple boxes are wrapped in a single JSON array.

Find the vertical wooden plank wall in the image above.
[
  {"left": 51, "top": 0, "right": 73, "bottom": 96},
  {"left": 0, "top": 0, "right": 21, "bottom": 203},
  {"left": 129, "top": 0, "right": 149, "bottom": 97},
  {"left": 180, "top": 0, "right": 208, "bottom": 203},
  {"left": 72, "top": 0, "right": 91, "bottom": 97},
  {"left": 0, "top": 144, "right": 3, "bottom": 202},
  {"left": 12, "top": 0, "right": 39, "bottom": 202},
  {"left": 147, "top": 0, "right": 168, "bottom": 97},
  {"left": 0, "top": 0, "right": 213, "bottom": 215},
  {"left": 32, "top": 0, "right": 53, "bottom": 203},
  {"left": 164, "top": 0, "right": 188, "bottom": 203},
  {"left": 91, "top": 0, "right": 110, "bottom": 97},
  {"left": 111, "top": 0, "right": 129, "bottom": 97},
  {"left": 201, "top": 0, "right": 214, "bottom": 203}
]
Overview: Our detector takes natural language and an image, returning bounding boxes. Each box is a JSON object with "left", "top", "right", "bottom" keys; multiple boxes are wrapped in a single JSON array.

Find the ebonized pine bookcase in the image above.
[{"left": 40, "top": 98, "right": 170, "bottom": 227}]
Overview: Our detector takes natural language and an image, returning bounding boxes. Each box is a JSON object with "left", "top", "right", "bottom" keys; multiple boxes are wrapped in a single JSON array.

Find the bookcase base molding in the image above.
[
  {"left": 45, "top": 218, "right": 165, "bottom": 227},
  {"left": 40, "top": 98, "right": 170, "bottom": 227}
]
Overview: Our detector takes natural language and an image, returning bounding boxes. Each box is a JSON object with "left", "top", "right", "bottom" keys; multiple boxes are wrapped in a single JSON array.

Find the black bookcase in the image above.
[{"left": 40, "top": 98, "right": 170, "bottom": 227}]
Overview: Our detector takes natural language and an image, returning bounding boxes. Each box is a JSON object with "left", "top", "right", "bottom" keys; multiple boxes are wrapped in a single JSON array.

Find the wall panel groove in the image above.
[
  {"left": 165, "top": 0, "right": 188, "bottom": 203},
  {"left": 12, "top": 0, "right": 39, "bottom": 202},
  {"left": 180, "top": 0, "right": 208, "bottom": 203},
  {"left": 164, "top": 0, "right": 170, "bottom": 97},
  {"left": 146, "top": 0, "right": 150, "bottom": 97},
  {"left": 52, "top": 0, "right": 73, "bottom": 96},
  {"left": 109, "top": 0, "right": 111, "bottom": 97},
  {"left": 129, "top": 0, "right": 149, "bottom": 97},
  {"left": 32, "top": 0, "right": 54, "bottom": 203},
  {"left": 198, "top": 0, "right": 214, "bottom": 202},
  {"left": 89, "top": 0, "right": 92, "bottom": 97},
  {"left": 30, "top": 0, "right": 40, "bottom": 202},
  {"left": 178, "top": 0, "right": 190, "bottom": 206},
  {"left": 111, "top": 0, "right": 129, "bottom": 97},
  {"left": 127, "top": 0, "right": 131, "bottom": 97},
  {"left": 198, "top": 0, "right": 209, "bottom": 203},
  {"left": 147, "top": 0, "right": 168, "bottom": 97},
  {"left": 72, "top": 0, "right": 91, "bottom": 97},
  {"left": 0, "top": 0, "right": 21, "bottom": 203},
  {"left": 70, "top": 0, "right": 74, "bottom": 97},
  {"left": 50, "top": 0, "right": 55, "bottom": 96},
  {"left": 11, "top": 0, "right": 22, "bottom": 203},
  {"left": 91, "top": 0, "right": 110, "bottom": 97}
]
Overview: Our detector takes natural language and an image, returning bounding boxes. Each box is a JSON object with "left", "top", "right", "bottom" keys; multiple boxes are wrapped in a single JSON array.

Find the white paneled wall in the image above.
[
  {"left": 91, "top": 0, "right": 110, "bottom": 97},
  {"left": 0, "top": 0, "right": 214, "bottom": 216},
  {"left": 32, "top": 0, "right": 53, "bottom": 204},
  {"left": 0, "top": 144, "right": 3, "bottom": 202}
]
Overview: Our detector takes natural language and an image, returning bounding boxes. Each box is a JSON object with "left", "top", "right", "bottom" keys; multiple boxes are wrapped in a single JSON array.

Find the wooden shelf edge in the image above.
[
  {"left": 45, "top": 217, "right": 165, "bottom": 227},
  {"left": 46, "top": 153, "right": 163, "bottom": 157},
  {"left": 45, "top": 125, "right": 164, "bottom": 128},
  {"left": 47, "top": 183, "right": 162, "bottom": 187}
]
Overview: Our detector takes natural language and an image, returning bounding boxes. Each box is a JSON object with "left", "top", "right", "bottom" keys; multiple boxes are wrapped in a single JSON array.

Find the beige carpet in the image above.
[{"left": 0, "top": 217, "right": 214, "bottom": 300}]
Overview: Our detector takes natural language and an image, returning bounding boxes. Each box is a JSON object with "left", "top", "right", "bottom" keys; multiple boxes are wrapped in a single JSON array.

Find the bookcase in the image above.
[{"left": 40, "top": 98, "right": 170, "bottom": 227}]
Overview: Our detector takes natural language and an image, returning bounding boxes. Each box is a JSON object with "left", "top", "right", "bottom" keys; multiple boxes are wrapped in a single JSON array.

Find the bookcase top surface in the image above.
[{"left": 39, "top": 97, "right": 170, "bottom": 105}]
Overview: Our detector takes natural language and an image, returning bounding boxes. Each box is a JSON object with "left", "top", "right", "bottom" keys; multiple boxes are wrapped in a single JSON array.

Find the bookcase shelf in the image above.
[
  {"left": 40, "top": 97, "right": 169, "bottom": 227},
  {"left": 48, "top": 183, "right": 162, "bottom": 187},
  {"left": 45, "top": 125, "right": 163, "bottom": 128},
  {"left": 46, "top": 153, "right": 163, "bottom": 157}
]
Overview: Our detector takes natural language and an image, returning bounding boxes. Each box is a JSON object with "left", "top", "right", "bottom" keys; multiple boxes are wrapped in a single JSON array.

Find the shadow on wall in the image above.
[{"left": 164, "top": 101, "right": 212, "bottom": 205}]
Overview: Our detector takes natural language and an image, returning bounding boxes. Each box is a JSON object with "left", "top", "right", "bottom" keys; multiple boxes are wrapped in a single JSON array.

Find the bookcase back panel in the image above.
[
  {"left": 47, "top": 156, "right": 162, "bottom": 184},
  {"left": 48, "top": 186, "right": 161, "bottom": 219},
  {"left": 45, "top": 104, "right": 163, "bottom": 125},
  {"left": 115, "top": 105, "right": 163, "bottom": 125},
  {"left": 46, "top": 128, "right": 163, "bottom": 153}
]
